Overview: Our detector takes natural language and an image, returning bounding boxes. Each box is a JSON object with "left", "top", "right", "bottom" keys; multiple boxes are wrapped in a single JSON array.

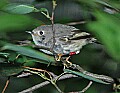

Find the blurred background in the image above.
[{"left": 0, "top": 0, "right": 120, "bottom": 93}]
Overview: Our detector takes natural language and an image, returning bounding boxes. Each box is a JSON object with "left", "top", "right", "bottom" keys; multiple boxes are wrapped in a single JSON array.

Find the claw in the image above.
[
  {"left": 55, "top": 54, "right": 73, "bottom": 67},
  {"left": 66, "top": 56, "right": 72, "bottom": 66},
  {"left": 55, "top": 53, "right": 63, "bottom": 61}
]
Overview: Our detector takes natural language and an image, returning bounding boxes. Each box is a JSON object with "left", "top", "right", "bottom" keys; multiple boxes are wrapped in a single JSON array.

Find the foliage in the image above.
[
  {"left": 2, "top": 3, "right": 39, "bottom": 14},
  {"left": 2, "top": 44, "right": 55, "bottom": 63},
  {"left": 88, "top": 11, "right": 120, "bottom": 61},
  {"left": 0, "top": 63, "right": 24, "bottom": 76},
  {"left": 0, "top": 0, "right": 120, "bottom": 93}
]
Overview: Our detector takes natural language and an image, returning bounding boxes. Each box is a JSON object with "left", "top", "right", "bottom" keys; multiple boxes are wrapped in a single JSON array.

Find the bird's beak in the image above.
[{"left": 26, "top": 31, "right": 32, "bottom": 34}]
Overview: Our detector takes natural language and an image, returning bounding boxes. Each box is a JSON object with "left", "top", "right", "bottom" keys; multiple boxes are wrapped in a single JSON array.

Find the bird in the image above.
[{"left": 28, "top": 24, "right": 96, "bottom": 63}]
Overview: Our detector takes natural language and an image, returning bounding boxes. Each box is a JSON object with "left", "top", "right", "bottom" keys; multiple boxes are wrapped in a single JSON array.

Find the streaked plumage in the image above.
[{"left": 30, "top": 24, "right": 96, "bottom": 55}]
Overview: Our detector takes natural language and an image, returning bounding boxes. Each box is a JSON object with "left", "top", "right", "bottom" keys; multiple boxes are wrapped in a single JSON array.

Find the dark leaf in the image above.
[
  {"left": 2, "top": 44, "right": 55, "bottom": 64},
  {"left": 0, "top": 63, "right": 24, "bottom": 76},
  {"left": 64, "top": 69, "right": 110, "bottom": 84}
]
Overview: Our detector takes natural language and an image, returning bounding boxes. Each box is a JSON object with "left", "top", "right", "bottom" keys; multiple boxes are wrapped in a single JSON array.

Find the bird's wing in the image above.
[{"left": 67, "top": 30, "right": 92, "bottom": 40}]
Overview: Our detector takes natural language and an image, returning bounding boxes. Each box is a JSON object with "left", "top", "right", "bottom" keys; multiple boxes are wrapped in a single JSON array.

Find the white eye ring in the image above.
[{"left": 38, "top": 31, "right": 44, "bottom": 35}]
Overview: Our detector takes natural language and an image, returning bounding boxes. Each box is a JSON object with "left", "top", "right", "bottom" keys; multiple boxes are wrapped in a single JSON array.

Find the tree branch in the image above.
[{"left": 19, "top": 74, "right": 77, "bottom": 93}]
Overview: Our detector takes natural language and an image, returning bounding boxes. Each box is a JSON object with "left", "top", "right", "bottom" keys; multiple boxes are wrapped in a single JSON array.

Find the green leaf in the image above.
[
  {"left": 1, "top": 44, "right": 55, "bottom": 64},
  {"left": 0, "top": 14, "right": 42, "bottom": 32},
  {"left": 2, "top": 3, "right": 39, "bottom": 14},
  {"left": 0, "top": 52, "right": 9, "bottom": 56},
  {"left": 95, "top": 0, "right": 117, "bottom": 10},
  {"left": 64, "top": 69, "right": 111, "bottom": 84},
  {"left": 0, "top": 63, "right": 24, "bottom": 76},
  {"left": 0, "top": 0, "right": 8, "bottom": 9},
  {"left": 87, "top": 11, "right": 120, "bottom": 61}
]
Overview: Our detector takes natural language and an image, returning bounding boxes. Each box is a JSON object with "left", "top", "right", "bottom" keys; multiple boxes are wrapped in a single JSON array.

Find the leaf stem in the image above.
[{"left": 2, "top": 77, "right": 10, "bottom": 93}]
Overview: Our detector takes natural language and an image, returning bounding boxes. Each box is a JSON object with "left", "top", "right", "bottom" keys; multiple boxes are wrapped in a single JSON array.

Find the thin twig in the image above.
[
  {"left": 19, "top": 74, "right": 78, "bottom": 93},
  {"left": 19, "top": 80, "right": 49, "bottom": 93},
  {"left": 80, "top": 81, "right": 93, "bottom": 93},
  {"left": 52, "top": 82, "right": 64, "bottom": 93},
  {"left": 23, "top": 67, "right": 63, "bottom": 93},
  {"left": 17, "top": 72, "right": 32, "bottom": 78},
  {"left": 50, "top": 0, "right": 57, "bottom": 54},
  {"left": 2, "top": 77, "right": 10, "bottom": 93},
  {"left": 66, "top": 21, "right": 86, "bottom": 26},
  {"left": 23, "top": 66, "right": 53, "bottom": 80}
]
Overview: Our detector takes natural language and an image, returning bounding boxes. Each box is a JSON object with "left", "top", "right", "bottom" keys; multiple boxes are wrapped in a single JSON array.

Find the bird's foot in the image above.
[
  {"left": 55, "top": 54, "right": 73, "bottom": 68},
  {"left": 55, "top": 53, "right": 63, "bottom": 61},
  {"left": 66, "top": 56, "right": 72, "bottom": 66},
  {"left": 63, "top": 56, "right": 73, "bottom": 68}
]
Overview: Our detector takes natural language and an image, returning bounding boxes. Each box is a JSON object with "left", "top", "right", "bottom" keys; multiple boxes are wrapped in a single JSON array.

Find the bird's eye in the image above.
[{"left": 39, "top": 31, "right": 44, "bottom": 35}]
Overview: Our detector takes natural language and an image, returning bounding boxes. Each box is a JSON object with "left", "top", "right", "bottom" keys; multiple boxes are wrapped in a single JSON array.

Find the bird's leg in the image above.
[
  {"left": 55, "top": 54, "right": 73, "bottom": 68},
  {"left": 62, "top": 56, "right": 73, "bottom": 68},
  {"left": 55, "top": 53, "right": 63, "bottom": 61},
  {"left": 65, "top": 56, "right": 72, "bottom": 67},
  {"left": 63, "top": 52, "right": 77, "bottom": 67}
]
